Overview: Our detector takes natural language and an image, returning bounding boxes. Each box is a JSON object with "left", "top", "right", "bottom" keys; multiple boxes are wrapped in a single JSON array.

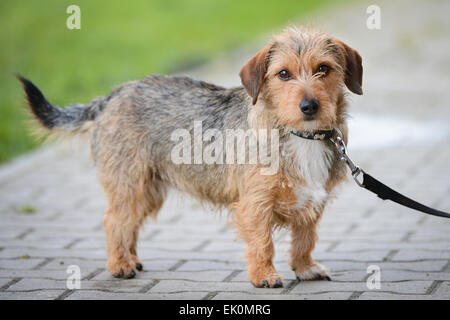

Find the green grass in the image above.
[
  {"left": 19, "top": 204, "right": 37, "bottom": 214},
  {"left": 0, "top": 0, "right": 340, "bottom": 163}
]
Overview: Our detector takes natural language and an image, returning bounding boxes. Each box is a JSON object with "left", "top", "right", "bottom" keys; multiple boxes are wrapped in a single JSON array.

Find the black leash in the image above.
[
  {"left": 360, "top": 172, "right": 450, "bottom": 218},
  {"left": 291, "top": 128, "right": 450, "bottom": 218}
]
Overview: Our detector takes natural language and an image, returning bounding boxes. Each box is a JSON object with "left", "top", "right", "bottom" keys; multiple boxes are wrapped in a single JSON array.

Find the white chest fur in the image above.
[{"left": 283, "top": 136, "right": 334, "bottom": 209}]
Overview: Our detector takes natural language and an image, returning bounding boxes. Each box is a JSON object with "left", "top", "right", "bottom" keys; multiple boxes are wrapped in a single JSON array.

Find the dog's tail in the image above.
[{"left": 16, "top": 75, "right": 105, "bottom": 134}]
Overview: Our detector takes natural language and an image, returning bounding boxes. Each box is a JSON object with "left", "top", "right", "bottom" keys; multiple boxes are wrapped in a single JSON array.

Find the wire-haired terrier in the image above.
[{"left": 18, "top": 26, "right": 362, "bottom": 288}]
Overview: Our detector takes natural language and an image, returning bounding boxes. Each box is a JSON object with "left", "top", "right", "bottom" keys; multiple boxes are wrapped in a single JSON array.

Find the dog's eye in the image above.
[
  {"left": 277, "top": 70, "right": 292, "bottom": 81},
  {"left": 316, "top": 64, "right": 330, "bottom": 77}
]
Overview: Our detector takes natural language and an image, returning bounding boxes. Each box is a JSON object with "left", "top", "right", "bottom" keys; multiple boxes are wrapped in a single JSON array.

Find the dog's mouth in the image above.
[
  {"left": 297, "top": 120, "right": 324, "bottom": 131},
  {"left": 295, "top": 115, "right": 336, "bottom": 132},
  {"left": 288, "top": 120, "right": 335, "bottom": 140},
  {"left": 303, "top": 115, "right": 316, "bottom": 121}
]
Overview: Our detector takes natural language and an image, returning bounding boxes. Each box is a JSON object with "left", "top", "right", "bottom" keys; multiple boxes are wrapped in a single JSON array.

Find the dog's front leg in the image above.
[
  {"left": 234, "top": 200, "right": 283, "bottom": 288},
  {"left": 289, "top": 207, "right": 331, "bottom": 281}
]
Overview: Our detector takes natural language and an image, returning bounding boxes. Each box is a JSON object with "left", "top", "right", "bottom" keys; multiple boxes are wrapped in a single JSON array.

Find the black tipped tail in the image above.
[
  {"left": 16, "top": 75, "right": 104, "bottom": 133},
  {"left": 16, "top": 75, "right": 61, "bottom": 129}
]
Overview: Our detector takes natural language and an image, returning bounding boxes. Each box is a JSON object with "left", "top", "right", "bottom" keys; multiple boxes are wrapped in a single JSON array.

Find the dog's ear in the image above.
[
  {"left": 332, "top": 38, "right": 363, "bottom": 95},
  {"left": 239, "top": 45, "right": 272, "bottom": 105}
]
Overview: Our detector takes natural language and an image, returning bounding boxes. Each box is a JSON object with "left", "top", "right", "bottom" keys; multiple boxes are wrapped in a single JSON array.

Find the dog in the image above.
[{"left": 17, "top": 26, "right": 362, "bottom": 288}]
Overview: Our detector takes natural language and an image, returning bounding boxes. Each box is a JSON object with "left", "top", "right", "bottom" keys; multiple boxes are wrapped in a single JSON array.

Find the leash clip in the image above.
[
  {"left": 328, "top": 130, "right": 450, "bottom": 218},
  {"left": 330, "top": 129, "right": 364, "bottom": 187}
]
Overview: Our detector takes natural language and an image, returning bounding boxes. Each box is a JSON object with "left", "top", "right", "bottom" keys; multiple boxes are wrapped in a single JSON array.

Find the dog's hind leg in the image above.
[
  {"left": 128, "top": 176, "right": 167, "bottom": 272},
  {"left": 101, "top": 168, "right": 167, "bottom": 279}
]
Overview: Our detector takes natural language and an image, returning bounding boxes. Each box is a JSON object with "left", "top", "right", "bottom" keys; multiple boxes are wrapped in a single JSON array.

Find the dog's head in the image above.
[{"left": 240, "top": 27, "right": 362, "bottom": 131}]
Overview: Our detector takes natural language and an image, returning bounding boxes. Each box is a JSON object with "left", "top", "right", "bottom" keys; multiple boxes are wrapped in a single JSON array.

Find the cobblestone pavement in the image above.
[{"left": 0, "top": 0, "right": 449, "bottom": 299}]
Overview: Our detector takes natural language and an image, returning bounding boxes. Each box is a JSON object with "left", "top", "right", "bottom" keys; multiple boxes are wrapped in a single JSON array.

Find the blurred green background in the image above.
[{"left": 0, "top": 0, "right": 339, "bottom": 164}]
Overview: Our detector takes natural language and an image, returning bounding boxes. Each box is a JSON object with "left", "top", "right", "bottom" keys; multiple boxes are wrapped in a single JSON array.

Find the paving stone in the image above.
[
  {"left": 392, "top": 250, "right": 450, "bottom": 261},
  {"left": 0, "top": 278, "right": 12, "bottom": 288},
  {"left": 177, "top": 260, "right": 245, "bottom": 272},
  {"left": 213, "top": 292, "right": 353, "bottom": 300},
  {"left": 290, "top": 280, "right": 434, "bottom": 295},
  {"left": 93, "top": 270, "right": 232, "bottom": 282},
  {"left": 73, "top": 239, "right": 206, "bottom": 251},
  {"left": 357, "top": 292, "right": 437, "bottom": 300},
  {"left": 409, "top": 231, "right": 450, "bottom": 242},
  {"left": 376, "top": 271, "right": 450, "bottom": 282},
  {"left": 0, "top": 227, "right": 33, "bottom": 240},
  {"left": 149, "top": 231, "right": 235, "bottom": 242},
  {"left": 0, "top": 239, "right": 74, "bottom": 249},
  {"left": 7, "top": 279, "right": 68, "bottom": 291},
  {"left": 66, "top": 290, "right": 208, "bottom": 300},
  {"left": 0, "top": 248, "right": 106, "bottom": 259},
  {"left": 333, "top": 241, "right": 450, "bottom": 251},
  {"left": 201, "top": 240, "right": 328, "bottom": 254},
  {"left": 314, "top": 250, "right": 391, "bottom": 262},
  {"left": 322, "top": 270, "right": 368, "bottom": 282},
  {"left": 324, "top": 260, "right": 448, "bottom": 272},
  {"left": 0, "top": 258, "right": 45, "bottom": 270},
  {"left": 80, "top": 279, "right": 157, "bottom": 293},
  {"left": 150, "top": 280, "right": 291, "bottom": 294},
  {"left": 318, "top": 232, "right": 407, "bottom": 242},
  {"left": 230, "top": 269, "right": 367, "bottom": 283},
  {"left": 39, "top": 258, "right": 106, "bottom": 271},
  {"left": 0, "top": 290, "right": 64, "bottom": 300},
  {"left": 23, "top": 232, "right": 105, "bottom": 241},
  {"left": 0, "top": 269, "right": 73, "bottom": 281},
  {"left": 200, "top": 241, "right": 246, "bottom": 252},
  {"left": 433, "top": 281, "right": 450, "bottom": 299}
]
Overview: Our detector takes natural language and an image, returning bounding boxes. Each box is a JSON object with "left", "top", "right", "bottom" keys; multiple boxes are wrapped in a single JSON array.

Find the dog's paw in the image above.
[
  {"left": 252, "top": 274, "right": 284, "bottom": 288},
  {"left": 295, "top": 263, "right": 331, "bottom": 281},
  {"left": 108, "top": 260, "right": 137, "bottom": 279}
]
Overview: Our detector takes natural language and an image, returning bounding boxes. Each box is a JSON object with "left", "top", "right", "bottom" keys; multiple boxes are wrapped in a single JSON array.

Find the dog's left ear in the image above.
[
  {"left": 332, "top": 38, "right": 363, "bottom": 95},
  {"left": 239, "top": 45, "right": 272, "bottom": 105}
]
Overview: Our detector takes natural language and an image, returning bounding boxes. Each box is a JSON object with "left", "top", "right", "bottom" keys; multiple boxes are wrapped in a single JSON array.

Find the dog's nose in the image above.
[{"left": 299, "top": 99, "right": 319, "bottom": 116}]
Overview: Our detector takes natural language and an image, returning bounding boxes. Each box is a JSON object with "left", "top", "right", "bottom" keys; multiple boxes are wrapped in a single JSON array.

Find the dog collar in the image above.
[{"left": 290, "top": 129, "right": 336, "bottom": 140}]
